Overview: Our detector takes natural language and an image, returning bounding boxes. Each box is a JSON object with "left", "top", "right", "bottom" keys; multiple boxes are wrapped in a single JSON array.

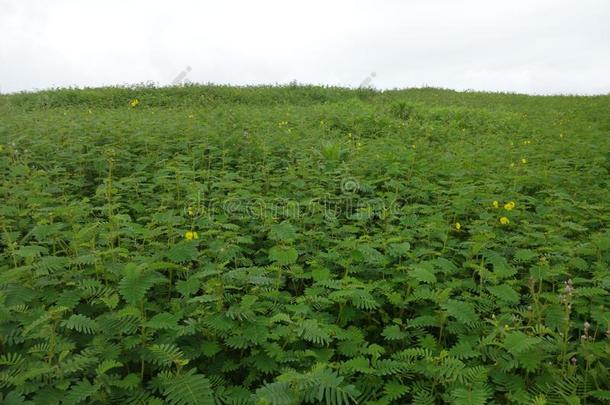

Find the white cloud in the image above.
[{"left": 1, "top": 0, "right": 609, "bottom": 94}]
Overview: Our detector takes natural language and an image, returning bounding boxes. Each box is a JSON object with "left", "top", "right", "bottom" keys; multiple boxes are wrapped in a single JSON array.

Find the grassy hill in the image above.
[{"left": 1, "top": 85, "right": 609, "bottom": 404}]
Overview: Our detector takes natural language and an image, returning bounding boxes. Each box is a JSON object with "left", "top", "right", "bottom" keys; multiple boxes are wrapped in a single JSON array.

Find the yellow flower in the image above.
[
  {"left": 504, "top": 201, "right": 515, "bottom": 211},
  {"left": 129, "top": 99, "right": 140, "bottom": 107},
  {"left": 521, "top": 158, "right": 527, "bottom": 164},
  {"left": 187, "top": 206, "right": 194, "bottom": 216},
  {"left": 500, "top": 217, "right": 510, "bottom": 225},
  {"left": 454, "top": 222, "right": 462, "bottom": 231},
  {"left": 185, "top": 231, "right": 199, "bottom": 240},
  {"left": 492, "top": 200, "right": 499, "bottom": 209}
]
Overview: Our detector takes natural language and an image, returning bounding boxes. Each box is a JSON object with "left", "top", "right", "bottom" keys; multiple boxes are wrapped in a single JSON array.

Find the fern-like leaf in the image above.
[
  {"left": 163, "top": 369, "right": 214, "bottom": 405},
  {"left": 118, "top": 265, "right": 165, "bottom": 305},
  {"left": 382, "top": 380, "right": 409, "bottom": 401},
  {"left": 451, "top": 383, "right": 492, "bottom": 405},
  {"left": 60, "top": 314, "right": 99, "bottom": 334},
  {"left": 254, "top": 381, "right": 297, "bottom": 405},
  {"left": 63, "top": 378, "right": 100, "bottom": 405},
  {"left": 149, "top": 343, "right": 188, "bottom": 367}
]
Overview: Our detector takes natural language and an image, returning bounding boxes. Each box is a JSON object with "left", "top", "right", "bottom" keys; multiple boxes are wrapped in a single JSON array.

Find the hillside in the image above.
[{"left": 1, "top": 85, "right": 609, "bottom": 404}]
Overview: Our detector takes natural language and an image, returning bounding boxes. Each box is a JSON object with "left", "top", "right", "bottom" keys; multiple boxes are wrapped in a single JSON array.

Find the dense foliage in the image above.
[{"left": 0, "top": 85, "right": 609, "bottom": 404}]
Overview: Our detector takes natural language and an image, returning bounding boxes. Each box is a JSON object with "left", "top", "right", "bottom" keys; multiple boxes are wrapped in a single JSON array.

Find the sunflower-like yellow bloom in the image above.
[
  {"left": 500, "top": 217, "right": 510, "bottom": 225},
  {"left": 454, "top": 222, "right": 462, "bottom": 230},
  {"left": 492, "top": 200, "right": 499, "bottom": 209},
  {"left": 185, "top": 231, "right": 199, "bottom": 240},
  {"left": 129, "top": 99, "right": 140, "bottom": 107},
  {"left": 504, "top": 201, "right": 515, "bottom": 211}
]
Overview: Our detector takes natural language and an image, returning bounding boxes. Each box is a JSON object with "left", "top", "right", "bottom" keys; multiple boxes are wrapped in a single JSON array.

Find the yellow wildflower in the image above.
[
  {"left": 187, "top": 206, "right": 194, "bottom": 216},
  {"left": 129, "top": 99, "right": 140, "bottom": 107},
  {"left": 185, "top": 231, "right": 199, "bottom": 240},
  {"left": 454, "top": 222, "right": 462, "bottom": 231},
  {"left": 500, "top": 217, "right": 510, "bottom": 225},
  {"left": 492, "top": 200, "right": 499, "bottom": 209},
  {"left": 521, "top": 158, "right": 527, "bottom": 164},
  {"left": 504, "top": 201, "right": 515, "bottom": 211}
]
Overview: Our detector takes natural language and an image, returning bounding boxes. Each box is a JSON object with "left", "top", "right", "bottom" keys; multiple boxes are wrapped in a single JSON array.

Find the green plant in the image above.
[{"left": 0, "top": 84, "right": 609, "bottom": 404}]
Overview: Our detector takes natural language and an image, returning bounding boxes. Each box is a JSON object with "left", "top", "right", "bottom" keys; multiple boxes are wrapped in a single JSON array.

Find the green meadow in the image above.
[{"left": 0, "top": 85, "right": 609, "bottom": 404}]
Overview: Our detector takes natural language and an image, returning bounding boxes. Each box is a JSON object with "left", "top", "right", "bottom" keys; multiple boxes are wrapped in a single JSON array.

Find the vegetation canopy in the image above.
[{"left": 0, "top": 85, "right": 609, "bottom": 404}]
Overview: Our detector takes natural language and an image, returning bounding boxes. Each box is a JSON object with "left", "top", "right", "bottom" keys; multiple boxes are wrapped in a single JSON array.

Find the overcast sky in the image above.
[{"left": 1, "top": 0, "right": 609, "bottom": 95}]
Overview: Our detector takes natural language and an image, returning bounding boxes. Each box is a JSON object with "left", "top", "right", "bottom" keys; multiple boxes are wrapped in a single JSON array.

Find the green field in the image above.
[{"left": 0, "top": 85, "right": 609, "bottom": 404}]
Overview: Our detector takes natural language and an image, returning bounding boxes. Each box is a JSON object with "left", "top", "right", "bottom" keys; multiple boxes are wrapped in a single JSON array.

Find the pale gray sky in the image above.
[{"left": 1, "top": 0, "right": 609, "bottom": 94}]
